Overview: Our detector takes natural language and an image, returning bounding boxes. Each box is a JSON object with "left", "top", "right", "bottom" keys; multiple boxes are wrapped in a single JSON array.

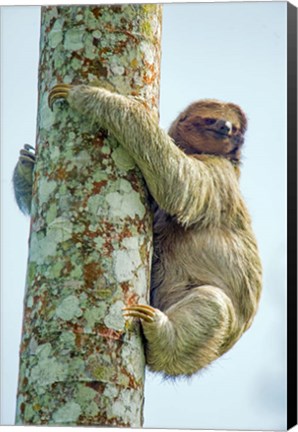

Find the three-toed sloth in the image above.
[{"left": 13, "top": 84, "right": 262, "bottom": 378}]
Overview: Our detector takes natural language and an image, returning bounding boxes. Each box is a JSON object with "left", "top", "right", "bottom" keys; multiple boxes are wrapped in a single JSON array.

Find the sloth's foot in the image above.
[
  {"left": 19, "top": 144, "right": 36, "bottom": 165},
  {"left": 48, "top": 83, "right": 73, "bottom": 110},
  {"left": 123, "top": 304, "right": 157, "bottom": 323}
]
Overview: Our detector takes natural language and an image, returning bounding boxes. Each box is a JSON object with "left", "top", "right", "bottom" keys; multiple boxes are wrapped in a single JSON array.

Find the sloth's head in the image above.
[{"left": 169, "top": 99, "right": 247, "bottom": 163}]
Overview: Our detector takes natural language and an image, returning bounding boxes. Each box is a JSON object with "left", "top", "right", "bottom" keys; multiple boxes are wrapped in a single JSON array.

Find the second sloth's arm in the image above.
[
  {"left": 50, "top": 85, "right": 243, "bottom": 227},
  {"left": 12, "top": 144, "right": 36, "bottom": 215}
]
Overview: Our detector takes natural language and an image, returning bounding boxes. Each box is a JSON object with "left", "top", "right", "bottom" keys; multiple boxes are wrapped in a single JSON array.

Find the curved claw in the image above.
[
  {"left": 24, "top": 144, "right": 35, "bottom": 152},
  {"left": 48, "top": 83, "right": 72, "bottom": 111},
  {"left": 123, "top": 304, "right": 156, "bottom": 323},
  {"left": 20, "top": 149, "right": 35, "bottom": 159},
  {"left": 19, "top": 144, "right": 36, "bottom": 165},
  {"left": 19, "top": 155, "right": 36, "bottom": 165}
]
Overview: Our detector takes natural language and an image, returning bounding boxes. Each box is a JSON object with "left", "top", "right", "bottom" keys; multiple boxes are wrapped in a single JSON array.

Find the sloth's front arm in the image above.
[{"left": 49, "top": 84, "right": 242, "bottom": 227}]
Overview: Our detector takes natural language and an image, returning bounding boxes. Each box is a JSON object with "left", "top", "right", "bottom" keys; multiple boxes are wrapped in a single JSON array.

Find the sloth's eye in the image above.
[{"left": 204, "top": 118, "right": 216, "bottom": 125}]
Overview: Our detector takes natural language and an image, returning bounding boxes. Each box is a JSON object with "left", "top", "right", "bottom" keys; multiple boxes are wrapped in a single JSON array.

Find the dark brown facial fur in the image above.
[{"left": 168, "top": 99, "right": 247, "bottom": 163}]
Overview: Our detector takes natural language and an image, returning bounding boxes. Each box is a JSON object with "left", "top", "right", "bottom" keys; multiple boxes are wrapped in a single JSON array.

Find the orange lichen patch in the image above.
[
  {"left": 113, "top": 43, "right": 128, "bottom": 56},
  {"left": 74, "top": 333, "right": 83, "bottom": 349},
  {"left": 120, "top": 282, "right": 130, "bottom": 294},
  {"left": 55, "top": 72, "right": 65, "bottom": 83},
  {"left": 147, "top": 63, "right": 156, "bottom": 73},
  {"left": 83, "top": 262, "right": 103, "bottom": 289},
  {"left": 20, "top": 338, "right": 30, "bottom": 354},
  {"left": 118, "top": 29, "right": 138, "bottom": 42},
  {"left": 73, "top": 323, "right": 84, "bottom": 334},
  {"left": 126, "top": 292, "right": 139, "bottom": 305},
  {"left": 151, "top": 96, "right": 159, "bottom": 109},
  {"left": 51, "top": 166, "right": 69, "bottom": 181},
  {"left": 102, "top": 221, "right": 116, "bottom": 234},
  {"left": 92, "top": 180, "right": 108, "bottom": 194},
  {"left": 126, "top": 373, "right": 140, "bottom": 390},
  {"left": 118, "top": 224, "right": 133, "bottom": 242},
  {"left": 92, "top": 7, "right": 103, "bottom": 19},
  {"left": 81, "top": 228, "right": 101, "bottom": 240},
  {"left": 130, "top": 90, "right": 139, "bottom": 97},
  {"left": 63, "top": 260, "right": 73, "bottom": 274},
  {"left": 98, "top": 47, "right": 110, "bottom": 57},
  {"left": 98, "top": 326, "right": 123, "bottom": 340},
  {"left": 102, "top": 240, "right": 114, "bottom": 255},
  {"left": 143, "top": 73, "right": 156, "bottom": 85},
  {"left": 73, "top": 325, "right": 85, "bottom": 349}
]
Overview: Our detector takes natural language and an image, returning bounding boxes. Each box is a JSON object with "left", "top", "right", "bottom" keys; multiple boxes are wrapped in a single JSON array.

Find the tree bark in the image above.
[{"left": 15, "top": 5, "right": 162, "bottom": 426}]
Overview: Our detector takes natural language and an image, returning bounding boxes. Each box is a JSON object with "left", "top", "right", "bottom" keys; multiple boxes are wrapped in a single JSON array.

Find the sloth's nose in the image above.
[{"left": 217, "top": 120, "right": 232, "bottom": 134}]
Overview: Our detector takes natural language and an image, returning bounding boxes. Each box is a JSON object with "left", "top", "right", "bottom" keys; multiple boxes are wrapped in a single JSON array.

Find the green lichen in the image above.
[
  {"left": 113, "top": 237, "right": 142, "bottom": 283},
  {"left": 83, "top": 33, "right": 97, "bottom": 60},
  {"left": 60, "top": 331, "right": 76, "bottom": 348},
  {"left": 24, "top": 404, "right": 36, "bottom": 423},
  {"left": 46, "top": 203, "right": 58, "bottom": 225},
  {"left": 105, "top": 180, "right": 146, "bottom": 219},
  {"left": 27, "top": 262, "right": 37, "bottom": 284},
  {"left": 47, "top": 261, "right": 64, "bottom": 279},
  {"left": 87, "top": 354, "right": 114, "bottom": 382},
  {"left": 71, "top": 57, "right": 82, "bottom": 70},
  {"left": 54, "top": 47, "right": 66, "bottom": 71},
  {"left": 95, "top": 287, "right": 117, "bottom": 300},
  {"left": 48, "top": 19, "right": 63, "bottom": 48},
  {"left": 27, "top": 295, "right": 34, "bottom": 308},
  {"left": 141, "top": 3, "right": 157, "bottom": 14},
  {"left": 76, "top": 385, "right": 97, "bottom": 407},
  {"left": 52, "top": 401, "right": 82, "bottom": 423},
  {"left": 38, "top": 178, "right": 57, "bottom": 206},
  {"left": 67, "top": 358, "right": 86, "bottom": 376},
  {"left": 30, "top": 232, "right": 58, "bottom": 265},
  {"left": 87, "top": 194, "right": 105, "bottom": 216},
  {"left": 104, "top": 300, "right": 125, "bottom": 330},
  {"left": 83, "top": 8, "right": 100, "bottom": 30},
  {"left": 56, "top": 295, "right": 83, "bottom": 321},
  {"left": 30, "top": 344, "right": 67, "bottom": 386},
  {"left": 84, "top": 304, "right": 107, "bottom": 329},
  {"left": 64, "top": 28, "right": 84, "bottom": 51},
  {"left": 106, "top": 388, "right": 143, "bottom": 426},
  {"left": 117, "top": 372, "right": 130, "bottom": 388},
  {"left": 141, "top": 21, "right": 153, "bottom": 38},
  {"left": 93, "top": 237, "right": 105, "bottom": 250},
  {"left": 122, "top": 342, "right": 145, "bottom": 382},
  {"left": 39, "top": 93, "right": 55, "bottom": 130},
  {"left": 132, "top": 265, "right": 148, "bottom": 299},
  {"left": 29, "top": 336, "right": 38, "bottom": 355},
  {"left": 92, "top": 30, "right": 102, "bottom": 39},
  {"left": 69, "top": 265, "right": 83, "bottom": 279}
]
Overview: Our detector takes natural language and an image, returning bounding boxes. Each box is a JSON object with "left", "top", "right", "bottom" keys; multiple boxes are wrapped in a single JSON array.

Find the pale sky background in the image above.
[{"left": 0, "top": 2, "right": 291, "bottom": 429}]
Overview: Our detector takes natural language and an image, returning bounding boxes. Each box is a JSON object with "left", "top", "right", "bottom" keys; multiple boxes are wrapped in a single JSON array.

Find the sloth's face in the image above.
[
  {"left": 189, "top": 115, "right": 244, "bottom": 157},
  {"left": 171, "top": 100, "right": 247, "bottom": 162}
]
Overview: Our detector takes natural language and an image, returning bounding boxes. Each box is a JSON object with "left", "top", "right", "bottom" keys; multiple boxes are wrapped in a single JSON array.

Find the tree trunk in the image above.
[{"left": 15, "top": 5, "right": 162, "bottom": 426}]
